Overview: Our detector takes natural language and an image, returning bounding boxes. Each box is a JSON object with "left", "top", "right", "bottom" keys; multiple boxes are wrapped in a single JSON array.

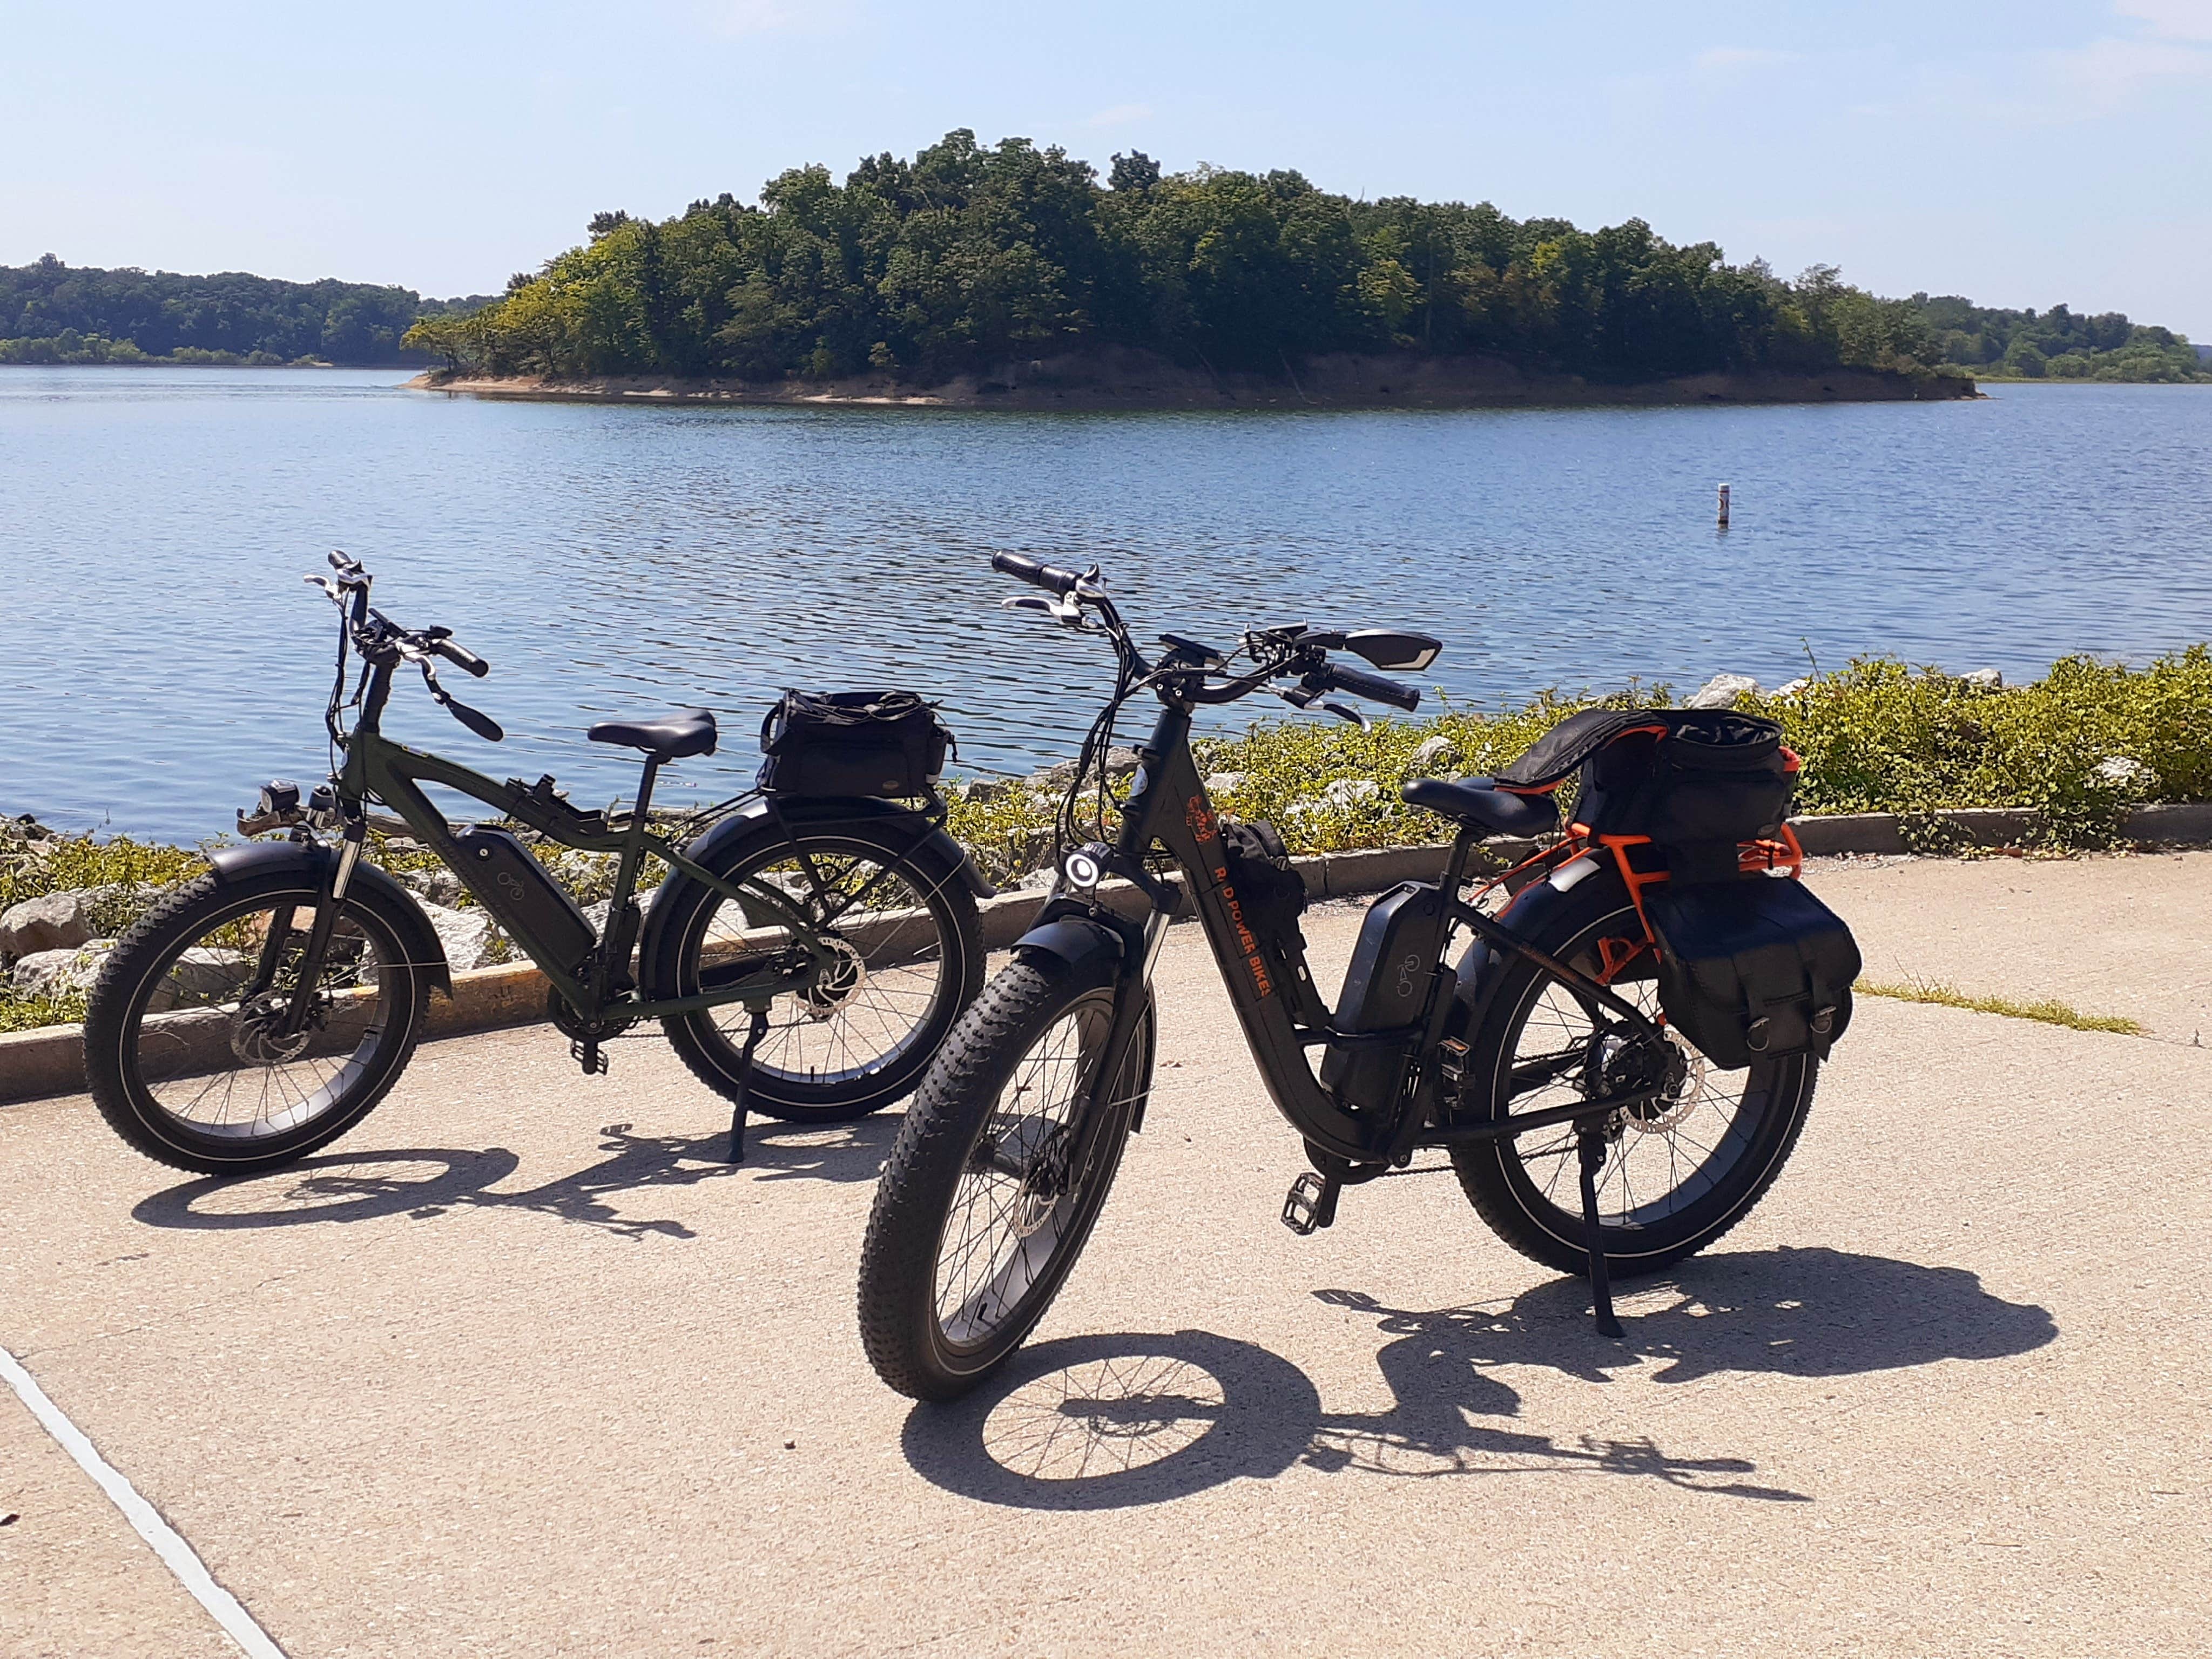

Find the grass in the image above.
[{"left": 1854, "top": 976, "right": 2143, "bottom": 1035}]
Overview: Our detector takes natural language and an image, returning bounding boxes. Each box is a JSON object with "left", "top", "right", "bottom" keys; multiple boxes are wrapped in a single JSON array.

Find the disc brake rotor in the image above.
[
  {"left": 229, "top": 991, "right": 317, "bottom": 1064},
  {"left": 1625, "top": 1029, "right": 1705, "bottom": 1135},
  {"left": 1011, "top": 1128, "right": 1071, "bottom": 1238},
  {"left": 798, "top": 935, "right": 867, "bottom": 1020}
]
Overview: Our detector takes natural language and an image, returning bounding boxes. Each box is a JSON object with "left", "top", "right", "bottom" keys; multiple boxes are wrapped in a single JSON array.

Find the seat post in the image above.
[{"left": 595, "top": 756, "right": 662, "bottom": 993}]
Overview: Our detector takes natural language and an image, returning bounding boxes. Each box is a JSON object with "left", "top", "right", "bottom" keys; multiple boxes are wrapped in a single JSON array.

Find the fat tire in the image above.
[
  {"left": 83, "top": 869, "right": 430, "bottom": 1175},
  {"left": 656, "top": 825, "right": 984, "bottom": 1122},
  {"left": 1451, "top": 885, "right": 1819, "bottom": 1278},
  {"left": 858, "top": 957, "right": 1150, "bottom": 1401}
]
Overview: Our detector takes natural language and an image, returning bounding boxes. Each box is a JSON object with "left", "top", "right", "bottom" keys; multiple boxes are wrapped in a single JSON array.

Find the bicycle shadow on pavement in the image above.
[
  {"left": 129, "top": 1114, "right": 898, "bottom": 1240},
  {"left": 901, "top": 1246, "right": 2055, "bottom": 1511}
]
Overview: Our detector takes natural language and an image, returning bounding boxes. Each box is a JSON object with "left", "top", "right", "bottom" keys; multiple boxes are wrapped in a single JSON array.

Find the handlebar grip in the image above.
[
  {"left": 992, "top": 552, "right": 1082, "bottom": 595},
  {"left": 432, "top": 636, "right": 490, "bottom": 678},
  {"left": 1325, "top": 662, "right": 1421, "bottom": 713}
]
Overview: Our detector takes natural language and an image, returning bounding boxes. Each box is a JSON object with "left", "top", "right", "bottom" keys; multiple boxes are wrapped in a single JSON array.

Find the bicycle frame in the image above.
[
  {"left": 325, "top": 652, "right": 833, "bottom": 1024},
  {"left": 1056, "top": 702, "right": 1667, "bottom": 1173}
]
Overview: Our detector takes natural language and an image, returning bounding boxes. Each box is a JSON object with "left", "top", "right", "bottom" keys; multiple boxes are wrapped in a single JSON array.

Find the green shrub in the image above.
[
  {"left": 0, "top": 990, "right": 87, "bottom": 1033},
  {"left": 4, "top": 646, "right": 2204, "bottom": 1034},
  {"left": 1759, "top": 645, "right": 2211, "bottom": 846},
  {"left": 0, "top": 832, "right": 210, "bottom": 920}
]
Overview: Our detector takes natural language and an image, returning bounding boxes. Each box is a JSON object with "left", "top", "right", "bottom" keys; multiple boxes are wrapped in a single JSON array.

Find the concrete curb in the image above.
[{"left": 6, "top": 803, "right": 2208, "bottom": 1106}]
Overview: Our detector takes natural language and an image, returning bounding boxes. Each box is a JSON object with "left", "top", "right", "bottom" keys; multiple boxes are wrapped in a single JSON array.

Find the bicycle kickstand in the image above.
[
  {"left": 726, "top": 1007, "right": 770, "bottom": 1164},
  {"left": 1576, "top": 1123, "right": 1624, "bottom": 1339}
]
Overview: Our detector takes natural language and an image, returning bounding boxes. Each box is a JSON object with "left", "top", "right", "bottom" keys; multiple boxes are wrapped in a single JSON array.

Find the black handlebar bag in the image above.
[{"left": 757, "top": 690, "right": 952, "bottom": 798}]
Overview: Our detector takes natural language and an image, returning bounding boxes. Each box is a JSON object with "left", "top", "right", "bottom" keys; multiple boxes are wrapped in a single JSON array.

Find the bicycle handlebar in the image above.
[
  {"left": 992, "top": 552, "right": 1084, "bottom": 595},
  {"left": 1317, "top": 660, "right": 1421, "bottom": 713}
]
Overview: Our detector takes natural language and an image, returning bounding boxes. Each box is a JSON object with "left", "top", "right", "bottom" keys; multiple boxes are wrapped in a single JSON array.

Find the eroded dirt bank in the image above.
[{"left": 409, "top": 349, "right": 1977, "bottom": 411}]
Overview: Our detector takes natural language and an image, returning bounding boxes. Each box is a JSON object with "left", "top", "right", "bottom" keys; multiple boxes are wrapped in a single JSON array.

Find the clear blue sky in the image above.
[{"left": 4, "top": 1, "right": 2207, "bottom": 335}]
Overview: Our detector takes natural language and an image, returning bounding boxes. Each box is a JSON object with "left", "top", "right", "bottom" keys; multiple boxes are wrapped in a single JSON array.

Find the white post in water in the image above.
[{"left": 1717, "top": 482, "right": 1731, "bottom": 528}]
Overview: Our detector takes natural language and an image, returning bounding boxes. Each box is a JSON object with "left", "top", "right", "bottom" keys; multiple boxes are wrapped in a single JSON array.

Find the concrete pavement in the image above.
[{"left": 2, "top": 853, "right": 2207, "bottom": 1657}]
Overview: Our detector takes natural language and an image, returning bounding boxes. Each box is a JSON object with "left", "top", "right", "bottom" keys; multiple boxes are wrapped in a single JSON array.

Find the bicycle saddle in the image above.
[
  {"left": 1401, "top": 777, "right": 1559, "bottom": 839},
  {"left": 586, "top": 707, "right": 719, "bottom": 761}
]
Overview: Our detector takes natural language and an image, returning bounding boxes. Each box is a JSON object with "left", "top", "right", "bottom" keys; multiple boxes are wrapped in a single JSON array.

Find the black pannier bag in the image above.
[
  {"left": 757, "top": 690, "right": 952, "bottom": 798},
  {"left": 1643, "top": 876, "right": 1862, "bottom": 1070},
  {"left": 1219, "top": 820, "right": 1327, "bottom": 1026}
]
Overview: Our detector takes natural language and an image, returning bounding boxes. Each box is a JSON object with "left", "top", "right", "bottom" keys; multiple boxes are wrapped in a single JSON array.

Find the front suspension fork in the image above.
[{"left": 275, "top": 827, "right": 365, "bottom": 1038}]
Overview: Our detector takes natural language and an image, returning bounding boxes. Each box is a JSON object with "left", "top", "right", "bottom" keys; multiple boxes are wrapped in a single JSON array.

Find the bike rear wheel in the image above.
[
  {"left": 1451, "top": 889, "right": 1819, "bottom": 1277},
  {"left": 657, "top": 825, "right": 984, "bottom": 1122},
  {"left": 858, "top": 959, "right": 1154, "bottom": 1401},
  {"left": 83, "top": 868, "right": 430, "bottom": 1174}
]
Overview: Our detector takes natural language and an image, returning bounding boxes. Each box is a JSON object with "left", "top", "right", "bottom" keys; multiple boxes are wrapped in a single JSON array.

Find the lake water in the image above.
[{"left": 3, "top": 367, "right": 2208, "bottom": 841}]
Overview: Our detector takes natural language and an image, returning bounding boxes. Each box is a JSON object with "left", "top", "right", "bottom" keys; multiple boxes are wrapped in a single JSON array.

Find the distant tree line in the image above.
[
  {"left": 402, "top": 130, "right": 2002, "bottom": 386},
  {"left": 1903, "top": 292, "right": 2205, "bottom": 382},
  {"left": 0, "top": 255, "right": 491, "bottom": 366}
]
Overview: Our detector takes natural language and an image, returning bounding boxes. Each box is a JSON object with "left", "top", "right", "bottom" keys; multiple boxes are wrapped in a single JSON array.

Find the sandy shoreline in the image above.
[{"left": 407, "top": 349, "right": 1977, "bottom": 412}]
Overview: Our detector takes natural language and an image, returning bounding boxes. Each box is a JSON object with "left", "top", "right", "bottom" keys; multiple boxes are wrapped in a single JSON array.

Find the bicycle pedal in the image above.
[
  {"left": 570, "top": 1038, "right": 609, "bottom": 1077},
  {"left": 1281, "top": 1170, "right": 1341, "bottom": 1236}
]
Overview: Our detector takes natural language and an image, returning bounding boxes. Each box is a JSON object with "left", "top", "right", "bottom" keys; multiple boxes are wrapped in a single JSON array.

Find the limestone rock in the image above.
[
  {"left": 1771, "top": 677, "right": 1811, "bottom": 699},
  {"left": 2094, "top": 756, "right": 2153, "bottom": 790},
  {"left": 1036, "top": 747, "right": 1143, "bottom": 788},
  {"left": 11, "top": 941, "right": 115, "bottom": 999},
  {"left": 146, "top": 947, "right": 252, "bottom": 1011},
  {"left": 1203, "top": 771, "right": 1247, "bottom": 794},
  {"left": 1411, "top": 735, "right": 1458, "bottom": 771},
  {"left": 0, "top": 887, "right": 112, "bottom": 960},
  {"left": 416, "top": 901, "right": 501, "bottom": 972},
  {"left": 1686, "top": 673, "right": 1762, "bottom": 710},
  {"left": 1961, "top": 667, "right": 2004, "bottom": 690},
  {"left": 397, "top": 866, "right": 466, "bottom": 908},
  {"left": 1323, "top": 778, "right": 1380, "bottom": 808},
  {"left": 1290, "top": 778, "right": 1381, "bottom": 819}
]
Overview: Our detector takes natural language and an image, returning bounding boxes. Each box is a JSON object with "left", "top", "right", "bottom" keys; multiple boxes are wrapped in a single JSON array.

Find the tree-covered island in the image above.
[
  {"left": 396, "top": 131, "right": 2204, "bottom": 402},
  {"left": 8, "top": 131, "right": 2201, "bottom": 395}
]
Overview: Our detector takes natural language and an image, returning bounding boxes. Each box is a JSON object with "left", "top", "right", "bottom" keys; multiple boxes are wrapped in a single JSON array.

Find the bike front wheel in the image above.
[
  {"left": 858, "top": 958, "right": 1154, "bottom": 1401},
  {"left": 83, "top": 867, "right": 431, "bottom": 1174}
]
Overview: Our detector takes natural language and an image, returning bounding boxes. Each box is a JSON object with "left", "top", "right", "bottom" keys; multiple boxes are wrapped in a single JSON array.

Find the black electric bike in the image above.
[
  {"left": 857, "top": 555, "right": 1822, "bottom": 1399},
  {"left": 84, "top": 554, "right": 989, "bottom": 1175}
]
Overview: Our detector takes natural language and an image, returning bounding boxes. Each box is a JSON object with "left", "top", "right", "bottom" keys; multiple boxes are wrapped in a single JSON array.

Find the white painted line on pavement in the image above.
[{"left": 0, "top": 1342, "right": 288, "bottom": 1659}]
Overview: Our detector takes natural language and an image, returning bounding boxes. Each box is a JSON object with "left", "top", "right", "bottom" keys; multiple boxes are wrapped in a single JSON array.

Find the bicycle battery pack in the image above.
[
  {"left": 453, "top": 825, "right": 595, "bottom": 973},
  {"left": 1320, "top": 880, "right": 1445, "bottom": 1109}
]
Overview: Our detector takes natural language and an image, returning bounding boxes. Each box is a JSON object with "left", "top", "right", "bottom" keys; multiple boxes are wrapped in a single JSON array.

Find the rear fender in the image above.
[
  {"left": 1451, "top": 856, "right": 1629, "bottom": 1036},
  {"left": 208, "top": 841, "right": 453, "bottom": 998}
]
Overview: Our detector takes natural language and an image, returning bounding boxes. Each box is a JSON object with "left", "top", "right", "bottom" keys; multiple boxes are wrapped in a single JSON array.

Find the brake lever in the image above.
[
  {"left": 999, "top": 591, "right": 1092, "bottom": 628},
  {"left": 418, "top": 659, "right": 504, "bottom": 741},
  {"left": 1321, "top": 700, "right": 1370, "bottom": 730}
]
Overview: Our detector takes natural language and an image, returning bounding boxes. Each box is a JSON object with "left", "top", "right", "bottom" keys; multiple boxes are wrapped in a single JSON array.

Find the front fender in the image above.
[
  {"left": 1011, "top": 913, "right": 1129, "bottom": 994},
  {"left": 209, "top": 840, "right": 453, "bottom": 998}
]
